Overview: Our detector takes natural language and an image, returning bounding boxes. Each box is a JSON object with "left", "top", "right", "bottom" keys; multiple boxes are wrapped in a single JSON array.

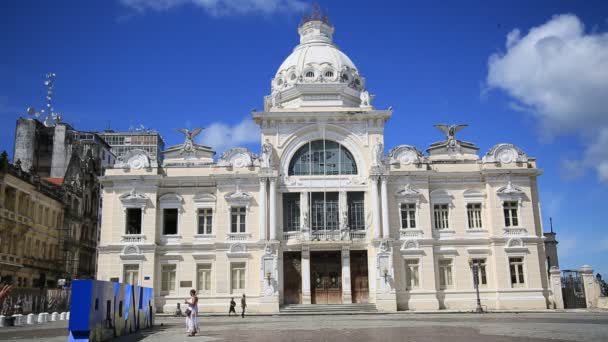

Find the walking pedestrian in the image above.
[
  {"left": 240, "top": 294, "right": 247, "bottom": 318},
  {"left": 185, "top": 289, "right": 199, "bottom": 337},
  {"left": 228, "top": 297, "right": 237, "bottom": 316}
]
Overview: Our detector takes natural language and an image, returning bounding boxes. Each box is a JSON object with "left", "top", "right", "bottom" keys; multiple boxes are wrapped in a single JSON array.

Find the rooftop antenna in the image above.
[
  {"left": 549, "top": 217, "right": 554, "bottom": 233},
  {"left": 26, "top": 73, "right": 62, "bottom": 125}
]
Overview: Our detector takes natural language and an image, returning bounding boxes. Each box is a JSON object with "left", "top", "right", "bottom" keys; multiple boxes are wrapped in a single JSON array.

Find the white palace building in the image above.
[{"left": 97, "top": 14, "right": 552, "bottom": 313}]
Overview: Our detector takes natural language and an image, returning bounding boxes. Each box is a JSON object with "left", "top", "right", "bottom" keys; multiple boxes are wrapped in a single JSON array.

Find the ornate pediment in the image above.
[
  {"left": 120, "top": 188, "right": 149, "bottom": 207},
  {"left": 159, "top": 193, "right": 183, "bottom": 208},
  {"left": 430, "top": 189, "right": 453, "bottom": 204},
  {"left": 497, "top": 181, "right": 524, "bottom": 196},
  {"left": 224, "top": 185, "right": 253, "bottom": 205},
  {"left": 193, "top": 192, "right": 217, "bottom": 207},
  {"left": 218, "top": 148, "right": 259, "bottom": 168},
  {"left": 388, "top": 145, "right": 423, "bottom": 165},
  {"left": 483, "top": 143, "right": 528, "bottom": 164},
  {"left": 395, "top": 183, "right": 423, "bottom": 201}
]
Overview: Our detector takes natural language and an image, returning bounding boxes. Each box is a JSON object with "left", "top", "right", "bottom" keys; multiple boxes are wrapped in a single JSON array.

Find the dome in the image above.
[{"left": 266, "top": 15, "right": 372, "bottom": 110}]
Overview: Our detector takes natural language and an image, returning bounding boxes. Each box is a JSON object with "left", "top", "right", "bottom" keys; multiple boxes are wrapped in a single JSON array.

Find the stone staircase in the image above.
[{"left": 279, "top": 303, "right": 378, "bottom": 315}]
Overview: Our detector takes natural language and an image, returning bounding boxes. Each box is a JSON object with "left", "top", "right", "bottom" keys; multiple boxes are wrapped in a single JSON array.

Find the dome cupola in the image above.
[{"left": 265, "top": 6, "right": 373, "bottom": 111}]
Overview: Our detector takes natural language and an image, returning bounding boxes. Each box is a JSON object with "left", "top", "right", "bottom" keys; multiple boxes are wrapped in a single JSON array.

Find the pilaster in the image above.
[
  {"left": 301, "top": 244, "right": 311, "bottom": 304},
  {"left": 269, "top": 177, "right": 277, "bottom": 241},
  {"left": 370, "top": 176, "right": 381, "bottom": 239},
  {"left": 259, "top": 178, "right": 267, "bottom": 241},
  {"left": 341, "top": 245, "right": 352, "bottom": 303},
  {"left": 380, "top": 176, "right": 390, "bottom": 239}
]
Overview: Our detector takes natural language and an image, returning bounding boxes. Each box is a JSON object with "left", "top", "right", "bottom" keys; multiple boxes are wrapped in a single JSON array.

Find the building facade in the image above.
[
  {"left": 97, "top": 16, "right": 551, "bottom": 312},
  {"left": 0, "top": 154, "right": 65, "bottom": 288}
]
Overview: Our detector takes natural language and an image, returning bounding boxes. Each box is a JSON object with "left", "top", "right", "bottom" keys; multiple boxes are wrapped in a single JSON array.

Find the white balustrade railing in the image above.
[
  {"left": 349, "top": 230, "right": 367, "bottom": 240},
  {"left": 283, "top": 231, "right": 301, "bottom": 241},
  {"left": 121, "top": 234, "right": 146, "bottom": 244},
  {"left": 311, "top": 230, "right": 341, "bottom": 241},
  {"left": 227, "top": 233, "right": 251, "bottom": 241},
  {"left": 503, "top": 227, "right": 527, "bottom": 236},
  {"left": 399, "top": 229, "right": 423, "bottom": 240}
]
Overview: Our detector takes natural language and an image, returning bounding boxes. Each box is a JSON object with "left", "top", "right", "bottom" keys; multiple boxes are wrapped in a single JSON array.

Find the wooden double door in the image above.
[
  {"left": 283, "top": 252, "right": 302, "bottom": 305},
  {"left": 350, "top": 250, "right": 369, "bottom": 303},
  {"left": 311, "top": 251, "right": 342, "bottom": 304}
]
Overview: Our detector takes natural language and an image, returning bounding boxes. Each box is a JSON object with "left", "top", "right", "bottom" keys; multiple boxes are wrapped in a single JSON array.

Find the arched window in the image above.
[
  {"left": 324, "top": 71, "right": 334, "bottom": 78},
  {"left": 288, "top": 140, "right": 357, "bottom": 176},
  {"left": 305, "top": 71, "right": 315, "bottom": 78}
]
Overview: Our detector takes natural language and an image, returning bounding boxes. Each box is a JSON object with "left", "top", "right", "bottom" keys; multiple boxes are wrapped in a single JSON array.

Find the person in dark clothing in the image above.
[
  {"left": 241, "top": 294, "right": 247, "bottom": 318},
  {"left": 229, "top": 297, "right": 237, "bottom": 316}
]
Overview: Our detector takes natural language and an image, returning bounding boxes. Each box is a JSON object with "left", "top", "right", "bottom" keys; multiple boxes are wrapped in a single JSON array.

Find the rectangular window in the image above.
[
  {"left": 230, "top": 207, "right": 246, "bottom": 233},
  {"left": 163, "top": 208, "right": 178, "bottom": 235},
  {"left": 471, "top": 258, "right": 487, "bottom": 286},
  {"left": 348, "top": 192, "right": 365, "bottom": 231},
  {"left": 283, "top": 193, "right": 300, "bottom": 232},
  {"left": 197, "top": 209, "right": 213, "bottom": 235},
  {"left": 509, "top": 257, "right": 525, "bottom": 287},
  {"left": 467, "top": 203, "right": 483, "bottom": 229},
  {"left": 433, "top": 204, "right": 449, "bottom": 229},
  {"left": 311, "top": 192, "right": 339, "bottom": 231},
  {"left": 197, "top": 264, "right": 212, "bottom": 292},
  {"left": 123, "top": 265, "right": 139, "bottom": 285},
  {"left": 161, "top": 264, "right": 176, "bottom": 292},
  {"left": 125, "top": 208, "right": 142, "bottom": 235},
  {"left": 405, "top": 259, "right": 419, "bottom": 290},
  {"left": 503, "top": 201, "right": 519, "bottom": 227},
  {"left": 438, "top": 259, "right": 453, "bottom": 289},
  {"left": 400, "top": 203, "right": 416, "bottom": 229},
  {"left": 231, "top": 263, "right": 246, "bottom": 292}
]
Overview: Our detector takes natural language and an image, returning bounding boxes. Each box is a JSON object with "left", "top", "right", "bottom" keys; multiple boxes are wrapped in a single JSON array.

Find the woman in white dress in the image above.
[{"left": 185, "top": 289, "right": 199, "bottom": 337}]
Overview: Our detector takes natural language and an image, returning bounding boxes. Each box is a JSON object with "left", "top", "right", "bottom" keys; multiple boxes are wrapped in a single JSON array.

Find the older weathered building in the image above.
[
  {"left": 0, "top": 154, "right": 65, "bottom": 288},
  {"left": 97, "top": 14, "right": 552, "bottom": 312}
]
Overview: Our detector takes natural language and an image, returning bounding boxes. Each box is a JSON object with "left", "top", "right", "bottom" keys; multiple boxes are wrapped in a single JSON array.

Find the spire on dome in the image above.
[{"left": 299, "top": 3, "right": 331, "bottom": 27}]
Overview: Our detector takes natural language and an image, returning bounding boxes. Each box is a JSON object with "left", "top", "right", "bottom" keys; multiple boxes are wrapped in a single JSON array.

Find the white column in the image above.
[
  {"left": 380, "top": 176, "right": 390, "bottom": 239},
  {"left": 341, "top": 246, "right": 352, "bottom": 303},
  {"left": 371, "top": 177, "right": 381, "bottom": 239},
  {"left": 302, "top": 246, "right": 311, "bottom": 304},
  {"left": 269, "top": 177, "right": 277, "bottom": 240},
  {"left": 259, "top": 178, "right": 267, "bottom": 241}
]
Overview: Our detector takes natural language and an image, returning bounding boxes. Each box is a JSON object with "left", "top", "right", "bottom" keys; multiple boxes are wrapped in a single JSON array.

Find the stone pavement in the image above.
[{"left": 1, "top": 312, "right": 607, "bottom": 342}]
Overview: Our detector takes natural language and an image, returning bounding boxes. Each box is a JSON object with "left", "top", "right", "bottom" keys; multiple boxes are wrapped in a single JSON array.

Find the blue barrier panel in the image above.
[{"left": 68, "top": 280, "right": 154, "bottom": 342}]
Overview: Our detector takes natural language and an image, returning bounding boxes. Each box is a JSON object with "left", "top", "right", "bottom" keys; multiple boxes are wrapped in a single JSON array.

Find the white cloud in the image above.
[
  {"left": 198, "top": 117, "right": 260, "bottom": 154},
  {"left": 486, "top": 14, "right": 608, "bottom": 182},
  {"left": 119, "top": 0, "right": 308, "bottom": 16}
]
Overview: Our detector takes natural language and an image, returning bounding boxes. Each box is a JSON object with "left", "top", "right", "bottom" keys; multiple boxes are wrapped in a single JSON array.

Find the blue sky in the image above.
[{"left": 1, "top": 0, "right": 607, "bottom": 275}]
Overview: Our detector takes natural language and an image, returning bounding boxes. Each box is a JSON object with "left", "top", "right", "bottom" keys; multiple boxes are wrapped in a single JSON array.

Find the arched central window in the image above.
[{"left": 288, "top": 140, "right": 357, "bottom": 176}]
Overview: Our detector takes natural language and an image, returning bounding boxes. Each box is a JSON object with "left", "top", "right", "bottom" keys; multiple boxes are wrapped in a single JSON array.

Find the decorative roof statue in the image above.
[
  {"left": 433, "top": 124, "right": 468, "bottom": 151},
  {"left": 176, "top": 128, "right": 203, "bottom": 156}
]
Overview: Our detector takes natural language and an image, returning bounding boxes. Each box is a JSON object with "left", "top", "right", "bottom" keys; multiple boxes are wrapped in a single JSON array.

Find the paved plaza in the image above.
[{"left": 1, "top": 311, "right": 608, "bottom": 342}]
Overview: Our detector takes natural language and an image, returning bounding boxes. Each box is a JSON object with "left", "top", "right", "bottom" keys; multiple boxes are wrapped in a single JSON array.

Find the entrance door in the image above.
[
  {"left": 350, "top": 250, "right": 369, "bottom": 303},
  {"left": 311, "top": 251, "right": 342, "bottom": 304},
  {"left": 283, "top": 252, "right": 302, "bottom": 305}
]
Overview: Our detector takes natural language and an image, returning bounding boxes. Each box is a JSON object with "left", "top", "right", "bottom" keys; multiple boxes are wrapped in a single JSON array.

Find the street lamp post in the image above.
[{"left": 469, "top": 260, "right": 484, "bottom": 313}]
